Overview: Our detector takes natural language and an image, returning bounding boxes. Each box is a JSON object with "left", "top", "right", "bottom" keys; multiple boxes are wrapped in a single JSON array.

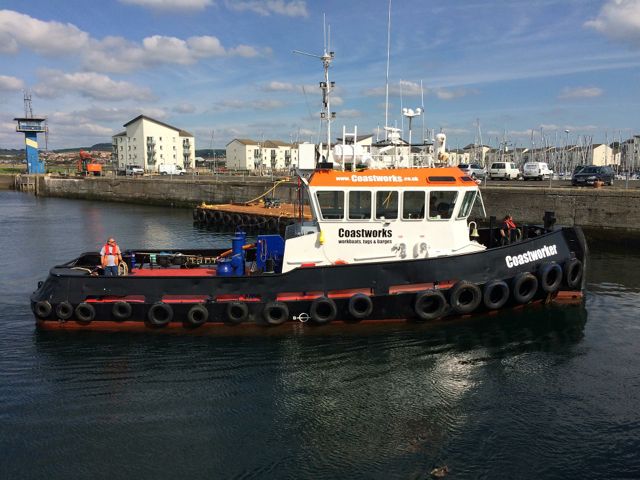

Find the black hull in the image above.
[{"left": 30, "top": 227, "right": 588, "bottom": 329}]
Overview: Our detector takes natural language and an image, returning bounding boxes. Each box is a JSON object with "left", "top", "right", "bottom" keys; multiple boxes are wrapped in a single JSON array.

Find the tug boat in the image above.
[{"left": 30, "top": 166, "right": 587, "bottom": 331}]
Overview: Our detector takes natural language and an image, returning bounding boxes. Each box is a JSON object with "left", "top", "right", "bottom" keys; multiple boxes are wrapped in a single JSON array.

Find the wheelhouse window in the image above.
[
  {"left": 428, "top": 191, "right": 458, "bottom": 220},
  {"left": 375, "top": 191, "right": 398, "bottom": 220},
  {"left": 402, "top": 191, "right": 425, "bottom": 220},
  {"left": 457, "top": 190, "right": 476, "bottom": 219},
  {"left": 316, "top": 191, "right": 344, "bottom": 220},
  {"left": 348, "top": 191, "right": 371, "bottom": 220}
]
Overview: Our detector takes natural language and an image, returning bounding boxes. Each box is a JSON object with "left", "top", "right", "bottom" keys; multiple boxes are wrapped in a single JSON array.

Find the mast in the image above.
[
  {"left": 384, "top": 0, "right": 392, "bottom": 140},
  {"left": 293, "top": 15, "right": 336, "bottom": 164}
]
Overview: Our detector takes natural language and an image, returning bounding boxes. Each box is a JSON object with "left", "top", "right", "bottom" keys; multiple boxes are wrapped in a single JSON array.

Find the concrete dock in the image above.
[{"left": 10, "top": 174, "right": 640, "bottom": 239}]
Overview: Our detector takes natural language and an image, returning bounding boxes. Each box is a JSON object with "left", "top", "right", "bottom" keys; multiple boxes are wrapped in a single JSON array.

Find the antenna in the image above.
[
  {"left": 384, "top": 0, "right": 392, "bottom": 140},
  {"left": 24, "top": 90, "right": 34, "bottom": 118},
  {"left": 293, "top": 14, "right": 336, "bottom": 164}
]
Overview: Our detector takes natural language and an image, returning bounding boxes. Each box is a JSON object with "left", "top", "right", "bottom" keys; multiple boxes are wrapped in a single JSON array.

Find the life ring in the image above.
[
  {"left": 483, "top": 280, "right": 510, "bottom": 310},
  {"left": 449, "top": 281, "right": 482, "bottom": 315},
  {"left": 310, "top": 296, "right": 337, "bottom": 325},
  {"left": 55, "top": 301, "right": 74, "bottom": 320},
  {"left": 186, "top": 304, "right": 209, "bottom": 327},
  {"left": 34, "top": 300, "right": 52, "bottom": 318},
  {"left": 226, "top": 301, "right": 249, "bottom": 325},
  {"left": 147, "top": 302, "right": 173, "bottom": 327},
  {"left": 347, "top": 294, "right": 373, "bottom": 320},
  {"left": 75, "top": 302, "right": 95, "bottom": 323},
  {"left": 511, "top": 272, "right": 538, "bottom": 304},
  {"left": 564, "top": 258, "right": 583, "bottom": 289},
  {"left": 262, "top": 301, "right": 289, "bottom": 326},
  {"left": 538, "top": 263, "right": 563, "bottom": 293},
  {"left": 413, "top": 290, "right": 447, "bottom": 321},
  {"left": 112, "top": 301, "right": 132, "bottom": 321}
]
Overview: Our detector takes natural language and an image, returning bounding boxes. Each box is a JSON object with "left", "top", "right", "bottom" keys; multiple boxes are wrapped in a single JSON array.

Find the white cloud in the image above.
[
  {"left": 585, "top": 0, "right": 640, "bottom": 46},
  {"left": 0, "top": 74, "right": 24, "bottom": 91},
  {"left": 33, "top": 69, "right": 153, "bottom": 101},
  {"left": 225, "top": 0, "right": 309, "bottom": 17},
  {"left": 262, "top": 81, "right": 318, "bottom": 93},
  {"left": 173, "top": 102, "right": 197, "bottom": 114},
  {"left": 0, "top": 10, "right": 266, "bottom": 73},
  {"left": 337, "top": 109, "right": 361, "bottom": 118},
  {"left": 434, "top": 88, "right": 478, "bottom": 100},
  {"left": 558, "top": 86, "right": 603, "bottom": 99},
  {"left": 212, "top": 99, "right": 285, "bottom": 111},
  {"left": 364, "top": 80, "right": 422, "bottom": 97},
  {"left": 331, "top": 96, "right": 344, "bottom": 106},
  {"left": 119, "top": 0, "right": 213, "bottom": 10},
  {"left": 0, "top": 9, "right": 89, "bottom": 55}
]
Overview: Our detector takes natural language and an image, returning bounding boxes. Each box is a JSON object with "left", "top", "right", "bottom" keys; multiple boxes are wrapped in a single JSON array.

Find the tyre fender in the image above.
[
  {"left": 225, "top": 301, "right": 249, "bottom": 325},
  {"left": 263, "top": 301, "right": 289, "bottom": 326},
  {"left": 482, "top": 280, "right": 510, "bottom": 310},
  {"left": 347, "top": 294, "right": 373, "bottom": 320},
  {"left": 75, "top": 302, "right": 96, "bottom": 323},
  {"left": 147, "top": 302, "right": 173, "bottom": 327},
  {"left": 310, "top": 297, "right": 337, "bottom": 325},
  {"left": 112, "top": 301, "right": 132, "bottom": 321},
  {"left": 413, "top": 290, "right": 447, "bottom": 321},
  {"left": 55, "top": 301, "right": 74, "bottom": 320},
  {"left": 34, "top": 300, "right": 53, "bottom": 318},
  {"left": 538, "top": 263, "right": 563, "bottom": 293},
  {"left": 511, "top": 272, "right": 538, "bottom": 304},
  {"left": 563, "top": 258, "right": 583, "bottom": 289},
  {"left": 449, "top": 281, "right": 482, "bottom": 315},
  {"left": 186, "top": 304, "right": 209, "bottom": 326}
]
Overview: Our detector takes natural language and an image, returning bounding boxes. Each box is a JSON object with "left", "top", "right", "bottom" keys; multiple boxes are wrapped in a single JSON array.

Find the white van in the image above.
[
  {"left": 158, "top": 164, "right": 185, "bottom": 175},
  {"left": 523, "top": 162, "right": 553, "bottom": 180},
  {"left": 125, "top": 164, "right": 144, "bottom": 176},
  {"left": 489, "top": 162, "right": 520, "bottom": 180}
]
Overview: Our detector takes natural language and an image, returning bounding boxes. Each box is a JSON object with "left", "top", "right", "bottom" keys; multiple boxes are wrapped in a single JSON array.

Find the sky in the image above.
[{"left": 0, "top": 0, "right": 639, "bottom": 150}]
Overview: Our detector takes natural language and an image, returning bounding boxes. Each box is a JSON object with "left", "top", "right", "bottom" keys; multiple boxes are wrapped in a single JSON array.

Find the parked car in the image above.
[
  {"left": 158, "top": 164, "right": 185, "bottom": 175},
  {"left": 125, "top": 164, "right": 144, "bottom": 176},
  {"left": 489, "top": 162, "right": 520, "bottom": 180},
  {"left": 522, "top": 162, "right": 553, "bottom": 180},
  {"left": 571, "top": 165, "right": 615, "bottom": 186},
  {"left": 457, "top": 163, "right": 486, "bottom": 179}
]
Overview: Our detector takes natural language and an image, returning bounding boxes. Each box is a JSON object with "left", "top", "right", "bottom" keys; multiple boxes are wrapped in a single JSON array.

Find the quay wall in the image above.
[
  {"left": 33, "top": 175, "right": 640, "bottom": 238},
  {"left": 0, "top": 174, "right": 15, "bottom": 189}
]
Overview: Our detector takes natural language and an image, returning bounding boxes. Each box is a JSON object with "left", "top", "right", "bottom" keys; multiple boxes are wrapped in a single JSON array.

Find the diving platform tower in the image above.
[{"left": 14, "top": 92, "right": 47, "bottom": 174}]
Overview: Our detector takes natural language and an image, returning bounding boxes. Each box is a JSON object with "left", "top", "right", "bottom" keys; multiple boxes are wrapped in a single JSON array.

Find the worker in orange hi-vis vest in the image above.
[{"left": 100, "top": 237, "right": 122, "bottom": 276}]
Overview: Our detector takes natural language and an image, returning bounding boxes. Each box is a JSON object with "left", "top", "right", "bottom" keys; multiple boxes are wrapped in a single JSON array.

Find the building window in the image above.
[{"left": 159, "top": 137, "right": 162, "bottom": 141}]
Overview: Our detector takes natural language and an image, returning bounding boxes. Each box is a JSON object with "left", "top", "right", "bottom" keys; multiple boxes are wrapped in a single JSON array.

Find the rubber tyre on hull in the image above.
[
  {"left": 226, "top": 302, "right": 249, "bottom": 325},
  {"left": 413, "top": 290, "right": 447, "bottom": 321},
  {"left": 147, "top": 302, "right": 173, "bottom": 327},
  {"left": 263, "top": 301, "right": 289, "bottom": 326},
  {"left": 206, "top": 211, "right": 216, "bottom": 225},
  {"left": 538, "top": 263, "right": 563, "bottom": 293},
  {"left": 347, "top": 294, "right": 373, "bottom": 320},
  {"left": 563, "top": 258, "right": 583, "bottom": 289},
  {"left": 483, "top": 280, "right": 509, "bottom": 310},
  {"left": 112, "top": 301, "right": 132, "bottom": 321},
  {"left": 75, "top": 302, "right": 95, "bottom": 323},
  {"left": 449, "top": 281, "right": 482, "bottom": 315},
  {"left": 511, "top": 272, "right": 538, "bottom": 304},
  {"left": 186, "top": 304, "right": 209, "bottom": 327},
  {"left": 55, "top": 301, "right": 74, "bottom": 320},
  {"left": 34, "top": 300, "right": 53, "bottom": 319},
  {"left": 310, "top": 297, "right": 337, "bottom": 325}
]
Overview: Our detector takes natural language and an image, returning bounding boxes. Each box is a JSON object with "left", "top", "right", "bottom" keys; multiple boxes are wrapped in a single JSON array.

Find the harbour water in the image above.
[{"left": 1, "top": 191, "right": 639, "bottom": 479}]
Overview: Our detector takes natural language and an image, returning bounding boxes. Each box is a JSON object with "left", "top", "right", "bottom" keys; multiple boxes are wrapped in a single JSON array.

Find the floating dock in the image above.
[{"left": 193, "top": 202, "right": 312, "bottom": 233}]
